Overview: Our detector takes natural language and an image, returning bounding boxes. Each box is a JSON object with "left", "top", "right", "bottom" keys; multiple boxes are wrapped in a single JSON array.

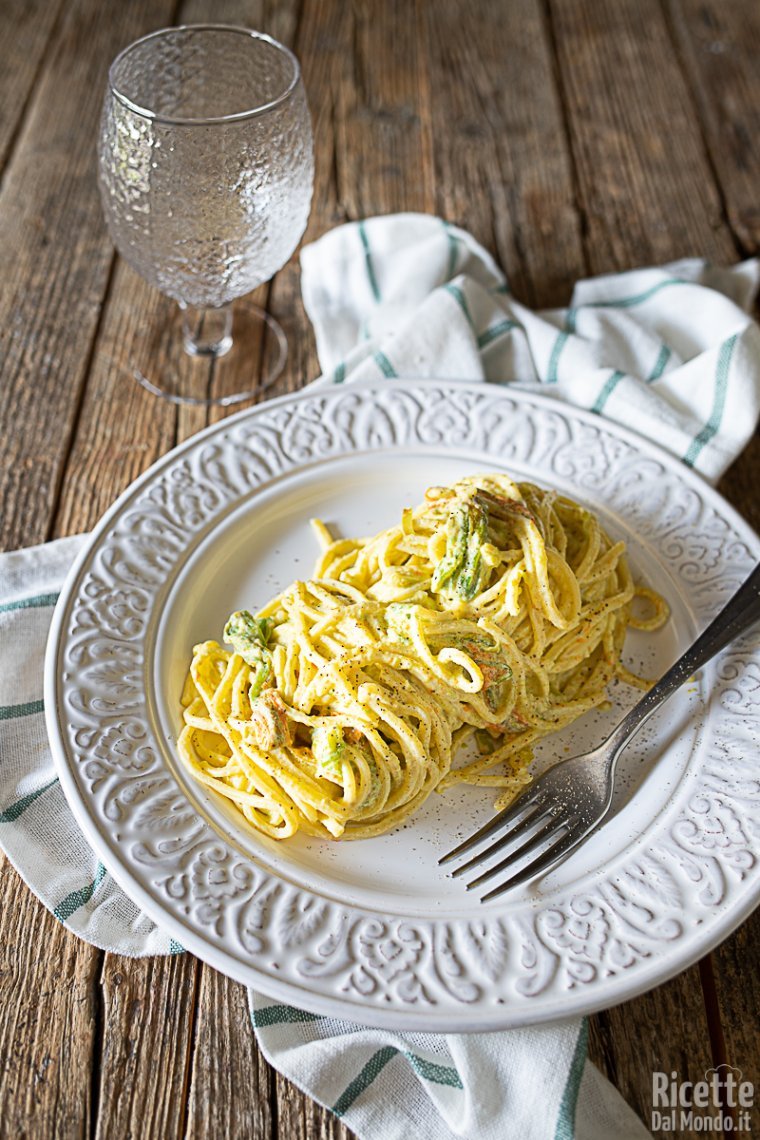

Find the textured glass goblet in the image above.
[{"left": 98, "top": 25, "right": 314, "bottom": 404}]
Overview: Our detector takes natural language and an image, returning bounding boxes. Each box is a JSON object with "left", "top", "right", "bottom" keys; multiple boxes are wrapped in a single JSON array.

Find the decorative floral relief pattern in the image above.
[{"left": 50, "top": 386, "right": 760, "bottom": 1023}]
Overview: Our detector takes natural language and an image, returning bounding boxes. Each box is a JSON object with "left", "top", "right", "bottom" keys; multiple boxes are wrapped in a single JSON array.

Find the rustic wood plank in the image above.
[
  {"left": 665, "top": 0, "right": 760, "bottom": 255},
  {"left": 546, "top": 0, "right": 739, "bottom": 273},
  {"left": 184, "top": 967, "right": 276, "bottom": 1140},
  {"left": 336, "top": 0, "right": 435, "bottom": 219},
  {"left": 708, "top": 912, "right": 760, "bottom": 1111},
  {"left": 273, "top": 1075, "right": 352, "bottom": 1140},
  {"left": 52, "top": 263, "right": 179, "bottom": 538},
  {"left": 0, "top": 0, "right": 176, "bottom": 553},
  {"left": 0, "top": 858, "right": 99, "bottom": 1139},
  {"left": 0, "top": 0, "right": 66, "bottom": 174},
  {"left": 180, "top": 0, "right": 299, "bottom": 43},
  {"left": 93, "top": 954, "right": 200, "bottom": 1140},
  {"left": 427, "top": 0, "right": 586, "bottom": 308}
]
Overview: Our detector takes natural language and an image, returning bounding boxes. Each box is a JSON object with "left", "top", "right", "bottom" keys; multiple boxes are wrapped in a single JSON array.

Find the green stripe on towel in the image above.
[
  {"left": 647, "top": 343, "right": 671, "bottom": 382},
  {"left": 0, "top": 778, "right": 58, "bottom": 822},
  {"left": 477, "top": 319, "right": 519, "bottom": 350},
  {"left": 443, "top": 220, "right": 459, "bottom": 280},
  {"left": 404, "top": 1051, "right": 463, "bottom": 1089},
  {"left": 592, "top": 369, "right": 625, "bottom": 413},
  {"left": 333, "top": 1046, "right": 399, "bottom": 1117},
  {"left": 443, "top": 282, "right": 475, "bottom": 332},
  {"left": 586, "top": 277, "right": 683, "bottom": 310},
  {"left": 554, "top": 1019, "right": 589, "bottom": 1140},
  {"left": 546, "top": 308, "right": 577, "bottom": 383},
  {"left": 251, "top": 1004, "right": 326, "bottom": 1028},
  {"left": 0, "top": 699, "right": 45, "bottom": 721},
  {"left": 358, "top": 221, "right": 381, "bottom": 302},
  {"left": 54, "top": 862, "right": 106, "bottom": 923},
  {"left": 684, "top": 333, "right": 737, "bottom": 468},
  {"left": 330, "top": 1045, "right": 462, "bottom": 1118},
  {"left": 373, "top": 350, "right": 397, "bottom": 379},
  {"left": 0, "top": 592, "right": 59, "bottom": 615}
]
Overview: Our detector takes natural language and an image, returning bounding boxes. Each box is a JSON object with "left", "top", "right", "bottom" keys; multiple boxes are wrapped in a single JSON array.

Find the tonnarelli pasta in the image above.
[{"left": 178, "top": 474, "right": 668, "bottom": 841}]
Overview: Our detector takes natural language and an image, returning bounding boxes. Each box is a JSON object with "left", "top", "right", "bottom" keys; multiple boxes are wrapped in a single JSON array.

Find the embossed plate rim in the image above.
[{"left": 45, "top": 381, "right": 760, "bottom": 1030}]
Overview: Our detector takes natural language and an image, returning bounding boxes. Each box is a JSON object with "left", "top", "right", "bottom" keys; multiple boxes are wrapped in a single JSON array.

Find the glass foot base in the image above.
[{"left": 134, "top": 301, "right": 287, "bottom": 407}]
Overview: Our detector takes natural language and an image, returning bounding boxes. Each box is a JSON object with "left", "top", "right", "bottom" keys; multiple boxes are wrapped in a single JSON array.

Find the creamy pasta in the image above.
[{"left": 177, "top": 473, "right": 667, "bottom": 841}]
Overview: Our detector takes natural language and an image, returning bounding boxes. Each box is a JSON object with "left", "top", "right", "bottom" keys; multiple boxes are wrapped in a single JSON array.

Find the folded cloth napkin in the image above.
[
  {"left": 3, "top": 212, "right": 760, "bottom": 1138},
  {"left": 302, "top": 213, "right": 760, "bottom": 482}
]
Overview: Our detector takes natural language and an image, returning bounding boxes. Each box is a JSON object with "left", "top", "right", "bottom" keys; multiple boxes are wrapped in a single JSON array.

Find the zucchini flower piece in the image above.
[
  {"left": 312, "top": 723, "right": 346, "bottom": 778},
  {"left": 432, "top": 498, "right": 489, "bottom": 601},
  {"left": 224, "top": 610, "right": 274, "bottom": 699},
  {"left": 247, "top": 689, "right": 295, "bottom": 750}
]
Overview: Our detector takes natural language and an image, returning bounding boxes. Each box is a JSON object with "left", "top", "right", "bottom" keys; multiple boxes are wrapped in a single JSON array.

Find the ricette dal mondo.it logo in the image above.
[{"left": 651, "top": 1065, "right": 753, "bottom": 1133}]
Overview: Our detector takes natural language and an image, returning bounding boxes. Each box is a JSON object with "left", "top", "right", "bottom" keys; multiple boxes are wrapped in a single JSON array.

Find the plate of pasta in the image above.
[{"left": 45, "top": 382, "right": 760, "bottom": 1030}]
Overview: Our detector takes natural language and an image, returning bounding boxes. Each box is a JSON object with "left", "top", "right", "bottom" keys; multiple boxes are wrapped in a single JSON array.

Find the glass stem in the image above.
[{"left": 181, "top": 304, "right": 233, "bottom": 358}]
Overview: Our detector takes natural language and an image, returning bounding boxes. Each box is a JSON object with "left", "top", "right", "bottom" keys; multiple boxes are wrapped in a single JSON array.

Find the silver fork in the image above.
[{"left": 440, "top": 560, "right": 760, "bottom": 901}]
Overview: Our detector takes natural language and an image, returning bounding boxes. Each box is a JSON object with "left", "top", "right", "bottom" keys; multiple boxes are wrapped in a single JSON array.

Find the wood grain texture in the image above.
[
  {"left": 0, "top": 0, "right": 175, "bottom": 553},
  {"left": 185, "top": 967, "right": 276, "bottom": 1140},
  {"left": 273, "top": 1069, "right": 352, "bottom": 1140},
  {"left": 337, "top": 0, "right": 435, "bottom": 219},
  {"left": 666, "top": 0, "right": 760, "bottom": 255},
  {"left": 0, "top": 0, "right": 65, "bottom": 173},
  {"left": 93, "top": 954, "right": 200, "bottom": 1140},
  {"left": 710, "top": 911, "right": 760, "bottom": 1106},
  {"left": 547, "top": 0, "right": 740, "bottom": 272},
  {"left": 52, "top": 262, "right": 179, "bottom": 539},
  {"left": 0, "top": 4, "right": 178, "bottom": 1138},
  {"left": 0, "top": 858, "right": 99, "bottom": 1139},
  {"left": 427, "top": 0, "right": 586, "bottom": 308}
]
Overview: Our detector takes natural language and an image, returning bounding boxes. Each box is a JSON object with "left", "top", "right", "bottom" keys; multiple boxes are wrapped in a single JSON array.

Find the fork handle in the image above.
[{"left": 609, "top": 561, "right": 760, "bottom": 753}]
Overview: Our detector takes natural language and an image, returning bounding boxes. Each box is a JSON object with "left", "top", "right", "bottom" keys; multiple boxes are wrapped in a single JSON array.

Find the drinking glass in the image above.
[{"left": 98, "top": 25, "right": 314, "bottom": 405}]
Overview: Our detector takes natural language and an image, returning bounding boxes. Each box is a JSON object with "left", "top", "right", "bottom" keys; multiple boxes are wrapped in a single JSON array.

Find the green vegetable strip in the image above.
[
  {"left": 224, "top": 610, "right": 274, "bottom": 698},
  {"left": 312, "top": 724, "right": 346, "bottom": 775},
  {"left": 431, "top": 499, "right": 489, "bottom": 600}
]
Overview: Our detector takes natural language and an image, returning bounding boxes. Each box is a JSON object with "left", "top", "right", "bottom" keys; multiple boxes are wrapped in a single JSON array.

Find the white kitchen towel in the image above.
[
  {"left": 249, "top": 996, "right": 652, "bottom": 1140},
  {"left": 301, "top": 213, "right": 760, "bottom": 483},
  {"left": 0, "top": 536, "right": 179, "bottom": 956},
  {"left": 5, "top": 211, "right": 758, "bottom": 1138}
]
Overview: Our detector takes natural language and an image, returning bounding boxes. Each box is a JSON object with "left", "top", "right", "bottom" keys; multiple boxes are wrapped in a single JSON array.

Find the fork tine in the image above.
[
  {"left": 438, "top": 790, "right": 544, "bottom": 866},
  {"left": 466, "top": 814, "right": 576, "bottom": 889},
  {"left": 479, "top": 826, "right": 587, "bottom": 901},
  {"left": 450, "top": 807, "right": 553, "bottom": 878}
]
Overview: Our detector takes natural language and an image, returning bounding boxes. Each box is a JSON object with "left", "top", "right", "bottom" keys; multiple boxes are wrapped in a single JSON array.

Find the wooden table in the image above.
[{"left": 1, "top": 1, "right": 758, "bottom": 1136}]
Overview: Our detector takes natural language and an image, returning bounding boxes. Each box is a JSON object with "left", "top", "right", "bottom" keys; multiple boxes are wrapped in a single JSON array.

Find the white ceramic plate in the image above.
[{"left": 45, "top": 383, "right": 760, "bottom": 1030}]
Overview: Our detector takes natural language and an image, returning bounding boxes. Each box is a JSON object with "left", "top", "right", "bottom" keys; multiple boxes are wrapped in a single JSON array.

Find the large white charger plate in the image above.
[{"left": 45, "top": 382, "right": 760, "bottom": 1031}]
